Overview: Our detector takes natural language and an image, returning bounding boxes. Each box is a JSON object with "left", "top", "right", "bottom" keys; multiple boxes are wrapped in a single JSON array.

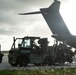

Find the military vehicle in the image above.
[
  {"left": 48, "top": 40, "right": 74, "bottom": 64},
  {"left": 8, "top": 36, "right": 50, "bottom": 66},
  {"left": 8, "top": 36, "right": 74, "bottom": 67}
]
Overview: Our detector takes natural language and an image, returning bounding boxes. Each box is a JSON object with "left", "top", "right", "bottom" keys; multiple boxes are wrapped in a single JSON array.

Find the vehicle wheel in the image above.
[
  {"left": 34, "top": 63, "right": 41, "bottom": 66},
  {"left": 10, "top": 63, "right": 18, "bottom": 66},
  {"left": 46, "top": 59, "right": 52, "bottom": 66},
  {"left": 68, "top": 58, "right": 73, "bottom": 63},
  {"left": 44, "top": 56, "right": 53, "bottom": 66},
  {"left": 18, "top": 57, "right": 28, "bottom": 67}
]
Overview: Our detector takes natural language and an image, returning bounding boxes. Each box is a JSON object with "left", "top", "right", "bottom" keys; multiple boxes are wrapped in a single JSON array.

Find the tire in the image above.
[
  {"left": 18, "top": 57, "right": 28, "bottom": 67},
  {"left": 68, "top": 58, "right": 73, "bottom": 63},
  {"left": 8, "top": 58, "right": 18, "bottom": 66},
  {"left": 10, "top": 63, "right": 18, "bottom": 67},
  {"left": 34, "top": 63, "right": 41, "bottom": 66},
  {"left": 44, "top": 56, "right": 53, "bottom": 66}
]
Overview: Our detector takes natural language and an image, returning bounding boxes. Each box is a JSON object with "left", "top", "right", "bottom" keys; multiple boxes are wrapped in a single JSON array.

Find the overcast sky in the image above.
[{"left": 0, "top": 0, "right": 76, "bottom": 50}]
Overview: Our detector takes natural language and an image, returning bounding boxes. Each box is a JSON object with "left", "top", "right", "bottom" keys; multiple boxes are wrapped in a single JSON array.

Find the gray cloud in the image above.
[{"left": 0, "top": 0, "right": 67, "bottom": 36}]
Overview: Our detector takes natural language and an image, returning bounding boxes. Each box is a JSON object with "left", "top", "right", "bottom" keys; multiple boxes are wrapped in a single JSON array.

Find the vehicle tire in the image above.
[
  {"left": 44, "top": 56, "right": 53, "bottom": 66},
  {"left": 10, "top": 63, "right": 18, "bottom": 67},
  {"left": 68, "top": 58, "right": 73, "bottom": 63},
  {"left": 34, "top": 63, "right": 41, "bottom": 66},
  {"left": 18, "top": 57, "right": 28, "bottom": 67}
]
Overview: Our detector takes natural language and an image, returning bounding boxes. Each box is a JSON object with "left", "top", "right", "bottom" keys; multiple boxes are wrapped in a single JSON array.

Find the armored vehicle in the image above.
[
  {"left": 48, "top": 41, "right": 74, "bottom": 64},
  {"left": 8, "top": 36, "right": 74, "bottom": 67}
]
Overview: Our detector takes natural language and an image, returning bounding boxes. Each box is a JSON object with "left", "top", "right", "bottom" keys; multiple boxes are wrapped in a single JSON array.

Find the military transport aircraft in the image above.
[{"left": 19, "top": 0, "right": 76, "bottom": 48}]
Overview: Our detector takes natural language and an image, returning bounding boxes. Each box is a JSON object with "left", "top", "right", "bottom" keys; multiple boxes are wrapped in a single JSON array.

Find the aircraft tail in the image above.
[
  {"left": 19, "top": 1, "right": 71, "bottom": 36},
  {"left": 40, "top": 1, "right": 71, "bottom": 35}
]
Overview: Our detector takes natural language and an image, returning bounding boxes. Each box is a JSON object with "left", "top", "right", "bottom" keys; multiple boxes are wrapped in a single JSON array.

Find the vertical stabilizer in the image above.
[{"left": 41, "top": 1, "right": 71, "bottom": 35}]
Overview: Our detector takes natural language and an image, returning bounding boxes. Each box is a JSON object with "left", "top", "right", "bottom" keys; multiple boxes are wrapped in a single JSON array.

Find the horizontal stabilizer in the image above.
[{"left": 19, "top": 11, "right": 41, "bottom": 15}]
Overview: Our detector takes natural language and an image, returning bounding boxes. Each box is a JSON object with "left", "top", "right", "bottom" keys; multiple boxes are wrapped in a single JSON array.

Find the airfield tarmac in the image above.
[{"left": 0, "top": 53, "right": 76, "bottom": 70}]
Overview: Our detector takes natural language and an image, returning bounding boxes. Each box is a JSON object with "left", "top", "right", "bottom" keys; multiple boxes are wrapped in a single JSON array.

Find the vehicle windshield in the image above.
[
  {"left": 21, "top": 39, "right": 31, "bottom": 48},
  {"left": 12, "top": 38, "right": 31, "bottom": 48},
  {"left": 12, "top": 37, "right": 40, "bottom": 49}
]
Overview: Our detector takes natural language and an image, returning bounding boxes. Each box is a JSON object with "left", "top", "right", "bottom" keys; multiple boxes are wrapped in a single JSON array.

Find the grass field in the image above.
[{"left": 0, "top": 68, "right": 76, "bottom": 75}]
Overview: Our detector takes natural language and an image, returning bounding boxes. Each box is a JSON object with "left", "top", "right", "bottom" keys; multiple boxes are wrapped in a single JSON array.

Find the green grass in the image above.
[{"left": 0, "top": 68, "right": 76, "bottom": 75}]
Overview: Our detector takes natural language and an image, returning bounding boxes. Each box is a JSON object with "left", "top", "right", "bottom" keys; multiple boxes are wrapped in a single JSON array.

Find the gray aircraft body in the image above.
[{"left": 19, "top": 0, "right": 76, "bottom": 48}]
